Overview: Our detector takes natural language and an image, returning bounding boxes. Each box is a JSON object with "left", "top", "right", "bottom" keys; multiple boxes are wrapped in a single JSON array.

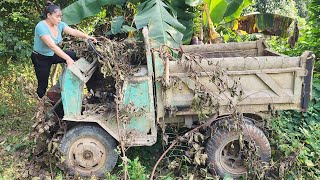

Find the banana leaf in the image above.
[
  {"left": 170, "top": 1, "right": 195, "bottom": 44},
  {"left": 134, "top": 0, "right": 186, "bottom": 48},
  {"left": 203, "top": 0, "right": 227, "bottom": 25},
  {"left": 224, "top": 0, "right": 252, "bottom": 22},
  {"left": 111, "top": 16, "right": 125, "bottom": 34},
  {"left": 62, "top": 0, "right": 126, "bottom": 25},
  {"left": 226, "top": 13, "right": 294, "bottom": 37},
  {"left": 203, "top": 0, "right": 252, "bottom": 25},
  {"left": 106, "top": 16, "right": 136, "bottom": 35}
]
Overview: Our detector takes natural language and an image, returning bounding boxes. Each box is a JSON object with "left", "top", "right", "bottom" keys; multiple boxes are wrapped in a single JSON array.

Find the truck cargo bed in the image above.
[{"left": 155, "top": 40, "right": 314, "bottom": 117}]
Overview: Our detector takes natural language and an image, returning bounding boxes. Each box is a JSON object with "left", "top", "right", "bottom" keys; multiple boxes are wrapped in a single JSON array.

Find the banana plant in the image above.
[
  {"left": 203, "top": 0, "right": 252, "bottom": 25},
  {"left": 62, "top": 0, "right": 126, "bottom": 25},
  {"left": 62, "top": 0, "right": 188, "bottom": 48},
  {"left": 105, "top": 16, "right": 136, "bottom": 35},
  {"left": 61, "top": 0, "right": 253, "bottom": 47},
  {"left": 226, "top": 13, "right": 294, "bottom": 37},
  {"left": 133, "top": 0, "right": 185, "bottom": 48}
]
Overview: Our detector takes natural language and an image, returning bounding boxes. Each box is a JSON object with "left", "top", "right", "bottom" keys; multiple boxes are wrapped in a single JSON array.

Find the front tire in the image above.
[
  {"left": 60, "top": 124, "right": 118, "bottom": 177},
  {"left": 206, "top": 119, "right": 271, "bottom": 178}
]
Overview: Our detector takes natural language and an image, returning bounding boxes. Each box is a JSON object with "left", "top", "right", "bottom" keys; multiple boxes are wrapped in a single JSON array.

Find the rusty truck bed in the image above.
[{"left": 155, "top": 40, "right": 314, "bottom": 118}]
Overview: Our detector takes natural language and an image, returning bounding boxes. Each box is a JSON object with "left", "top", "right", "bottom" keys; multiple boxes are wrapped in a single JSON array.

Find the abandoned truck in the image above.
[{"left": 49, "top": 28, "right": 314, "bottom": 177}]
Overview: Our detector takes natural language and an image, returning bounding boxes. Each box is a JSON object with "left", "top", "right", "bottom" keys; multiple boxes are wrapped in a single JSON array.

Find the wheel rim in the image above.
[
  {"left": 219, "top": 139, "right": 246, "bottom": 175},
  {"left": 68, "top": 137, "right": 107, "bottom": 174}
]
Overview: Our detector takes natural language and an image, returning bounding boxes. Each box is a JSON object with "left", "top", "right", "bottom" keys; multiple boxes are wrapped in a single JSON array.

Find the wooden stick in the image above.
[{"left": 115, "top": 64, "right": 128, "bottom": 180}]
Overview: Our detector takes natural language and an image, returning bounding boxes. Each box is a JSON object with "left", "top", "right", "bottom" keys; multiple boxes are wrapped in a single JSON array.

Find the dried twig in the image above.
[{"left": 150, "top": 114, "right": 218, "bottom": 179}]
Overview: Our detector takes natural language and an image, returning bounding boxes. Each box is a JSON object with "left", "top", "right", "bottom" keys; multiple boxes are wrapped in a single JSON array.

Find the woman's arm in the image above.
[
  {"left": 40, "top": 35, "right": 74, "bottom": 66},
  {"left": 63, "top": 26, "right": 96, "bottom": 41}
]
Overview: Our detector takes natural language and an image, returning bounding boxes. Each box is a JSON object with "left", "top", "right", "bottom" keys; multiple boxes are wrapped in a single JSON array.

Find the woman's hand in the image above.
[
  {"left": 87, "top": 36, "right": 97, "bottom": 43},
  {"left": 64, "top": 27, "right": 97, "bottom": 42},
  {"left": 66, "top": 58, "right": 75, "bottom": 66}
]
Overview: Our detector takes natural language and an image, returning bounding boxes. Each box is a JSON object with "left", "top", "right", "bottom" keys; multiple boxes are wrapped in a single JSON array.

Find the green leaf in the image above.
[
  {"left": 185, "top": 0, "right": 203, "bottom": 7},
  {"left": 204, "top": 0, "right": 228, "bottom": 25},
  {"left": 305, "top": 159, "right": 315, "bottom": 167},
  {"left": 180, "top": 19, "right": 194, "bottom": 44},
  {"left": 224, "top": 0, "right": 252, "bottom": 22},
  {"left": 62, "top": 0, "right": 126, "bottom": 25},
  {"left": 203, "top": 0, "right": 251, "bottom": 25},
  {"left": 121, "top": 25, "right": 136, "bottom": 32},
  {"left": 224, "top": 0, "right": 244, "bottom": 18},
  {"left": 134, "top": 0, "right": 186, "bottom": 48},
  {"left": 170, "top": 1, "right": 195, "bottom": 44},
  {"left": 111, "top": 16, "right": 125, "bottom": 34}
]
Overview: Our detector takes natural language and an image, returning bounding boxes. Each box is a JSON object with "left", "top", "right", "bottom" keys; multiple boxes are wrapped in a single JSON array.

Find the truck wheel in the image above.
[
  {"left": 60, "top": 124, "right": 118, "bottom": 177},
  {"left": 206, "top": 120, "right": 271, "bottom": 178}
]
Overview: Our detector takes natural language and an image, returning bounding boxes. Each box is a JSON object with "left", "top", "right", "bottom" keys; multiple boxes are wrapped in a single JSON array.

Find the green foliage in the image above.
[
  {"left": 0, "top": 60, "right": 36, "bottom": 117},
  {"left": 309, "top": 0, "right": 320, "bottom": 51},
  {"left": 0, "top": 0, "right": 78, "bottom": 61},
  {"left": 127, "top": 158, "right": 147, "bottom": 179},
  {"left": 110, "top": 16, "right": 125, "bottom": 34},
  {"left": 62, "top": 0, "right": 187, "bottom": 47},
  {"left": 252, "top": 0, "right": 288, "bottom": 14},
  {"left": 204, "top": 0, "right": 228, "bottom": 25},
  {"left": 169, "top": 0, "right": 197, "bottom": 44},
  {"left": 294, "top": 0, "right": 310, "bottom": 18},
  {"left": 134, "top": 0, "right": 186, "bottom": 48},
  {"left": 203, "top": 0, "right": 252, "bottom": 25},
  {"left": 0, "top": 1, "right": 39, "bottom": 61},
  {"left": 244, "top": 0, "right": 299, "bottom": 18},
  {"left": 116, "top": 157, "right": 148, "bottom": 179},
  {"left": 224, "top": 0, "right": 252, "bottom": 22},
  {"left": 271, "top": 78, "right": 320, "bottom": 179},
  {"left": 62, "top": 0, "right": 126, "bottom": 25},
  {"left": 216, "top": 25, "right": 243, "bottom": 42}
]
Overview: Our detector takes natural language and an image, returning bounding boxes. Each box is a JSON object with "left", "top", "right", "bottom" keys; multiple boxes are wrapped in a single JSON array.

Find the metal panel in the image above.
[
  {"left": 153, "top": 53, "right": 165, "bottom": 120},
  {"left": 124, "top": 80, "right": 150, "bottom": 109},
  {"left": 159, "top": 41, "right": 310, "bottom": 116},
  {"left": 60, "top": 68, "right": 84, "bottom": 117}
]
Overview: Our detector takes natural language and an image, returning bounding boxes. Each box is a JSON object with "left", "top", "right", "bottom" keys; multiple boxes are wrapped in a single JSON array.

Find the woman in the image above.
[{"left": 31, "top": 1, "right": 96, "bottom": 98}]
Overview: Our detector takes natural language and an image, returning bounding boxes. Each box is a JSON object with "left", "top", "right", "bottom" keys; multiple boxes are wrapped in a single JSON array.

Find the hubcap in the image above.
[
  {"left": 220, "top": 140, "right": 246, "bottom": 175},
  {"left": 68, "top": 137, "right": 107, "bottom": 174}
]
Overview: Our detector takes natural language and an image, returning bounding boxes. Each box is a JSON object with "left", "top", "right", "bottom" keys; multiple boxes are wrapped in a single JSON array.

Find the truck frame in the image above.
[{"left": 54, "top": 28, "right": 314, "bottom": 177}]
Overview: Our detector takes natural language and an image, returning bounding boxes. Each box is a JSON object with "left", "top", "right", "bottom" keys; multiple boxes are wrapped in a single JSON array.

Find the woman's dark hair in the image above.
[{"left": 40, "top": 1, "right": 60, "bottom": 20}]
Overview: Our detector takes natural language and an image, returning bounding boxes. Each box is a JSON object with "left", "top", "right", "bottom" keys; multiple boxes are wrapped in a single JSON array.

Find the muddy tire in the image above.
[
  {"left": 60, "top": 124, "right": 118, "bottom": 177},
  {"left": 206, "top": 119, "right": 271, "bottom": 178}
]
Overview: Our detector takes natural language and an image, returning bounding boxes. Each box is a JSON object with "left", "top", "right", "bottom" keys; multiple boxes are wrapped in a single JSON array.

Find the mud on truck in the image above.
[{"left": 45, "top": 27, "right": 314, "bottom": 178}]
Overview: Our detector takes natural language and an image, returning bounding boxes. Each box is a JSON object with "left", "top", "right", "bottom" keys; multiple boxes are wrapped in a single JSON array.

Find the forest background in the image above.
[{"left": 0, "top": 0, "right": 319, "bottom": 179}]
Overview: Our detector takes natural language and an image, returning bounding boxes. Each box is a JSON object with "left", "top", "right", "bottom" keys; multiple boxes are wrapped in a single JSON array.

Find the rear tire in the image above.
[
  {"left": 206, "top": 119, "right": 271, "bottom": 178},
  {"left": 60, "top": 124, "right": 118, "bottom": 177}
]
